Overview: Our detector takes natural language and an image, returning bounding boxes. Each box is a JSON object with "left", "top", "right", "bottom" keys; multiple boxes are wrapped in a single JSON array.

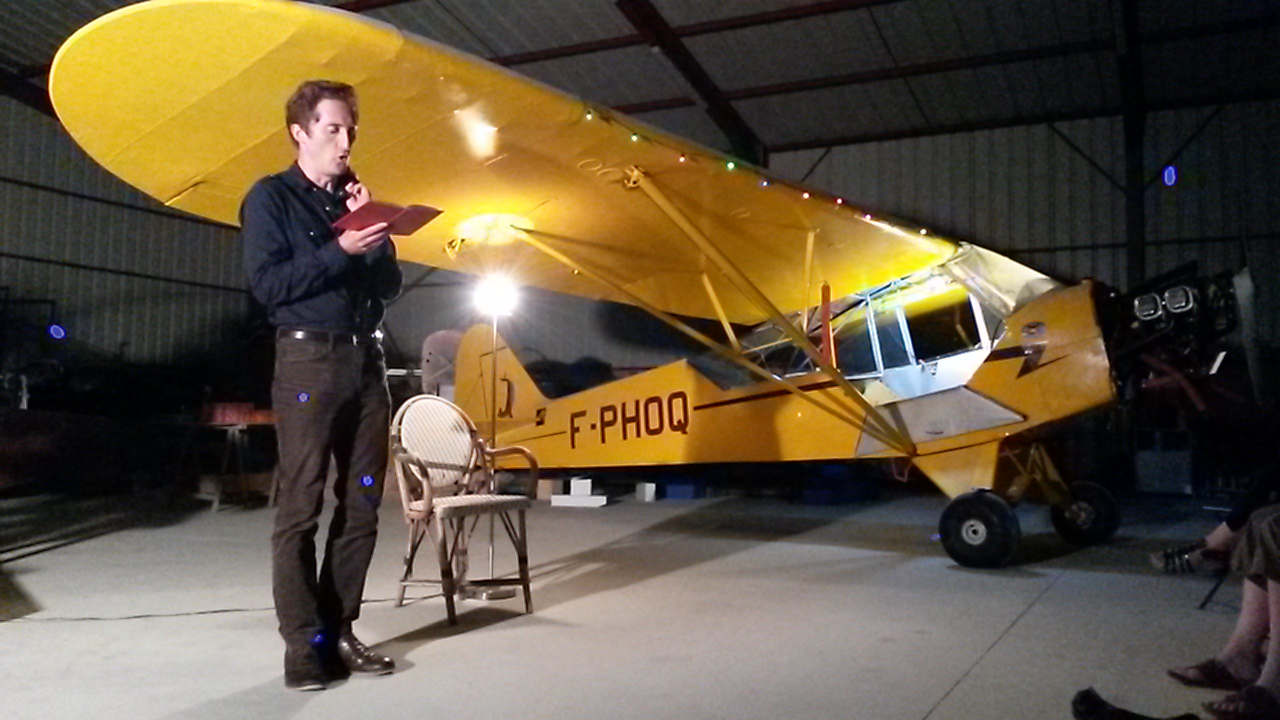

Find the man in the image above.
[{"left": 241, "top": 80, "right": 401, "bottom": 691}]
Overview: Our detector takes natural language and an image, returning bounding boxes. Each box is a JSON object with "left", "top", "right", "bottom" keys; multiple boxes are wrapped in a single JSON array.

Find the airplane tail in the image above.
[{"left": 453, "top": 324, "right": 546, "bottom": 436}]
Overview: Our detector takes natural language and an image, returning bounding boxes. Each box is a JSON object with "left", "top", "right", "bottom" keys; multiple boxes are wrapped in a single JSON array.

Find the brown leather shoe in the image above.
[{"left": 335, "top": 632, "right": 395, "bottom": 676}]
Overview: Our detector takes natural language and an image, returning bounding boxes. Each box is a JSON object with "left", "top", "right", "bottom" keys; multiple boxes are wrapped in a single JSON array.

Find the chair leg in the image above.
[
  {"left": 1199, "top": 571, "right": 1230, "bottom": 610},
  {"left": 397, "top": 522, "right": 425, "bottom": 608},
  {"left": 517, "top": 510, "right": 532, "bottom": 613},
  {"left": 496, "top": 510, "right": 534, "bottom": 614},
  {"left": 452, "top": 518, "right": 472, "bottom": 587},
  {"left": 430, "top": 520, "right": 458, "bottom": 625}
]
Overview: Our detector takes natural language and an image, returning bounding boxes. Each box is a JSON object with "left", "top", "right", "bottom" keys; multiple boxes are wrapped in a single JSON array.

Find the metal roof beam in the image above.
[
  {"left": 494, "top": 0, "right": 904, "bottom": 66},
  {"left": 616, "top": 0, "right": 763, "bottom": 164},
  {"left": 19, "top": 63, "right": 50, "bottom": 79},
  {"left": 613, "top": 12, "right": 1280, "bottom": 118},
  {"left": 0, "top": 67, "right": 54, "bottom": 118},
  {"left": 612, "top": 39, "right": 1108, "bottom": 115},
  {"left": 1116, "top": 0, "right": 1147, "bottom": 290},
  {"left": 727, "top": 40, "right": 1110, "bottom": 101}
]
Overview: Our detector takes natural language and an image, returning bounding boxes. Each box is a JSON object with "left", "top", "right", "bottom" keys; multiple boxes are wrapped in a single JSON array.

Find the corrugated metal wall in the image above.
[
  {"left": 771, "top": 99, "right": 1280, "bottom": 343},
  {"left": 0, "top": 98, "right": 246, "bottom": 365}
]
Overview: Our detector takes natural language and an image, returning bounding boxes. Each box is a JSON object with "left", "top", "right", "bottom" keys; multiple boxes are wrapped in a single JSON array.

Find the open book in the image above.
[{"left": 333, "top": 201, "right": 442, "bottom": 236}]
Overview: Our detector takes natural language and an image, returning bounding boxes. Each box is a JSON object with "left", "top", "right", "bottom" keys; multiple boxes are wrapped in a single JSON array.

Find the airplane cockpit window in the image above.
[
  {"left": 833, "top": 306, "right": 876, "bottom": 376},
  {"left": 872, "top": 303, "right": 912, "bottom": 369},
  {"left": 689, "top": 247, "right": 1047, "bottom": 392},
  {"left": 896, "top": 284, "right": 983, "bottom": 362}
]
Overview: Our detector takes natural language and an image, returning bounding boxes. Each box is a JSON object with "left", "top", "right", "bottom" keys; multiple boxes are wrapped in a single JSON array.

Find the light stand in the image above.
[{"left": 464, "top": 276, "right": 518, "bottom": 601}]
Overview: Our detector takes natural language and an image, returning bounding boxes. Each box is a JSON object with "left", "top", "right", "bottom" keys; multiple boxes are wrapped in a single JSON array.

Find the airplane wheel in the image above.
[
  {"left": 939, "top": 491, "right": 1021, "bottom": 568},
  {"left": 1050, "top": 481, "right": 1120, "bottom": 545}
]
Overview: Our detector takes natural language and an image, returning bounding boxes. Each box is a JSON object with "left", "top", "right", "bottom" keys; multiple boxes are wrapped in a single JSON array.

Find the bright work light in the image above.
[{"left": 473, "top": 275, "right": 519, "bottom": 317}]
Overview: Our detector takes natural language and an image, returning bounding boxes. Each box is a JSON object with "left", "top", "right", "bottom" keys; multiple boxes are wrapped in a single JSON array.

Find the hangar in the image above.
[{"left": 2, "top": 1, "right": 1278, "bottom": 717}]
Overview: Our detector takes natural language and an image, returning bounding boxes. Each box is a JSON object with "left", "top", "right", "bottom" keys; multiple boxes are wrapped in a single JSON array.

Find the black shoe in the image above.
[
  {"left": 336, "top": 632, "right": 395, "bottom": 676},
  {"left": 284, "top": 645, "right": 330, "bottom": 691}
]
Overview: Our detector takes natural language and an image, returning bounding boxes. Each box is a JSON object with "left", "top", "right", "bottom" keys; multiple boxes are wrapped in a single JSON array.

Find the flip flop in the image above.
[
  {"left": 1204, "top": 685, "right": 1280, "bottom": 720},
  {"left": 1169, "top": 659, "right": 1249, "bottom": 691}
]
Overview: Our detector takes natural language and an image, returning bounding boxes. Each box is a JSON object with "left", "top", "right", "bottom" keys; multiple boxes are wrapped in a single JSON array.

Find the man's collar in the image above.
[
  {"left": 284, "top": 162, "right": 325, "bottom": 190},
  {"left": 283, "top": 163, "right": 348, "bottom": 201},
  {"left": 282, "top": 163, "right": 316, "bottom": 191}
]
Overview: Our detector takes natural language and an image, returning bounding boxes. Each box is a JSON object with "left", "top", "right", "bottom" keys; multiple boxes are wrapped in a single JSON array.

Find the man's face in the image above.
[{"left": 292, "top": 98, "right": 357, "bottom": 182}]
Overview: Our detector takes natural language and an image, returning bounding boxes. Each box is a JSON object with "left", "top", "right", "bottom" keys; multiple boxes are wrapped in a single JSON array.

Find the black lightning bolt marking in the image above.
[{"left": 985, "top": 343, "right": 1063, "bottom": 377}]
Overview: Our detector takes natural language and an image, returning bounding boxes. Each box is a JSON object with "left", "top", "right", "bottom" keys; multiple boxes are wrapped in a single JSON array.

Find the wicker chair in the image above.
[{"left": 389, "top": 394, "right": 537, "bottom": 623}]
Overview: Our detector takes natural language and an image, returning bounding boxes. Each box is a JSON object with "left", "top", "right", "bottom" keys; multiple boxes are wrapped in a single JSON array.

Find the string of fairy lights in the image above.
[{"left": 579, "top": 104, "right": 936, "bottom": 241}]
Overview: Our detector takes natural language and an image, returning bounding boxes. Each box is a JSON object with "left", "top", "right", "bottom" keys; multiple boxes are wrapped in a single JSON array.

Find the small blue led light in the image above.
[
  {"left": 361, "top": 475, "right": 375, "bottom": 487},
  {"left": 48, "top": 324, "right": 66, "bottom": 340},
  {"left": 1163, "top": 165, "right": 1178, "bottom": 187},
  {"left": 297, "top": 392, "right": 310, "bottom": 403},
  {"left": 311, "top": 633, "right": 325, "bottom": 646}
]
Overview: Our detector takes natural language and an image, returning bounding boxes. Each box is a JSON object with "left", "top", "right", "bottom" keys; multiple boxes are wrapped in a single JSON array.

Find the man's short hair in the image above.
[{"left": 285, "top": 80, "right": 358, "bottom": 146}]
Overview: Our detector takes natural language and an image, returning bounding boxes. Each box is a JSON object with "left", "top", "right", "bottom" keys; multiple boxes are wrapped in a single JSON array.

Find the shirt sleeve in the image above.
[{"left": 240, "top": 180, "right": 349, "bottom": 308}]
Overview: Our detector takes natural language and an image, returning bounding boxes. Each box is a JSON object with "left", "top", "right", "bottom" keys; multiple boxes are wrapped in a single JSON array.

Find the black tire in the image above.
[
  {"left": 1050, "top": 481, "right": 1120, "bottom": 545},
  {"left": 939, "top": 491, "right": 1022, "bottom": 568}
]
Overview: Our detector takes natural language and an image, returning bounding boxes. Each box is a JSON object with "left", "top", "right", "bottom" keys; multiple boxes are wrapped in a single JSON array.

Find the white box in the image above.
[
  {"left": 636, "top": 482, "right": 659, "bottom": 502},
  {"left": 570, "top": 477, "right": 594, "bottom": 496},
  {"left": 551, "top": 494, "right": 608, "bottom": 508}
]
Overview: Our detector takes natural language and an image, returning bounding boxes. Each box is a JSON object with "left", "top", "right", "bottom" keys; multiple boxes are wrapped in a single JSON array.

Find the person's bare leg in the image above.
[
  {"left": 1216, "top": 578, "right": 1267, "bottom": 683},
  {"left": 1254, "top": 579, "right": 1280, "bottom": 695},
  {"left": 1205, "top": 523, "right": 1240, "bottom": 554},
  {"left": 1171, "top": 579, "right": 1264, "bottom": 689},
  {"left": 1203, "top": 579, "right": 1280, "bottom": 719}
]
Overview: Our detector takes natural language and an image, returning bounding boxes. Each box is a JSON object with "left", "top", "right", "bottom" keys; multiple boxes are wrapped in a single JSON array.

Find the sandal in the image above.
[
  {"left": 1152, "top": 539, "right": 1207, "bottom": 573},
  {"left": 1204, "top": 685, "right": 1280, "bottom": 720},
  {"left": 1168, "top": 658, "right": 1248, "bottom": 691}
]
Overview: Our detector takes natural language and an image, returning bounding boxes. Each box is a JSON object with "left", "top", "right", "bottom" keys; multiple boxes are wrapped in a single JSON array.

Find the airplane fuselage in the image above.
[{"left": 455, "top": 281, "right": 1115, "bottom": 499}]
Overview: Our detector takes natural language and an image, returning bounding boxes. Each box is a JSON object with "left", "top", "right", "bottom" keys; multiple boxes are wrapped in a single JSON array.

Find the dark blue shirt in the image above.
[{"left": 241, "top": 164, "right": 402, "bottom": 333}]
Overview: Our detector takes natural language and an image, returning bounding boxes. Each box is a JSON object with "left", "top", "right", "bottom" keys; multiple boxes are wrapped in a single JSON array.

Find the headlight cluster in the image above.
[{"left": 1133, "top": 285, "right": 1196, "bottom": 321}]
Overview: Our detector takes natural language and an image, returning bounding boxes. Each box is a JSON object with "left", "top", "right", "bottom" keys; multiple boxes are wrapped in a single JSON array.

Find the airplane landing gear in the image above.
[
  {"left": 939, "top": 490, "right": 1021, "bottom": 569},
  {"left": 922, "top": 441, "right": 1122, "bottom": 568},
  {"left": 1050, "top": 481, "right": 1120, "bottom": 545}
]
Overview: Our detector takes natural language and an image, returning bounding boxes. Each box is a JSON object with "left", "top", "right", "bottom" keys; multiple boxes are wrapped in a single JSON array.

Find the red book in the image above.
[{"left": 333, "top": 201, "right": 442, "bottom": 236}]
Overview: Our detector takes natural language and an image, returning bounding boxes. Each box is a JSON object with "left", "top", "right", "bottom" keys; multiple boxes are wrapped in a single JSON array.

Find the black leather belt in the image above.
[{"left": 277, "top": 328, "right": 377, "bottom": 346}]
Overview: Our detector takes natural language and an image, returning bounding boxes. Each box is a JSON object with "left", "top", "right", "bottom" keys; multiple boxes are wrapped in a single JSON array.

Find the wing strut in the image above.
[
  {"left": 623, "top": 166, "right": 915, "bottom": 455},
  {"left": 801, "top": 229, "right": 817, "bottom": 333},
  {"left": 514, "top": 227, "right": 908, "bottom": 443},
  {"left": 700, "top": 272, "right": 741, "bottom": 353}
]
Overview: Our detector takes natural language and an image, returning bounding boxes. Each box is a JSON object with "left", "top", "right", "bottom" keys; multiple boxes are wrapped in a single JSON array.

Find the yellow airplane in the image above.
[{"left": 49, "top": 0, "right": 1237, "bottom": 567}]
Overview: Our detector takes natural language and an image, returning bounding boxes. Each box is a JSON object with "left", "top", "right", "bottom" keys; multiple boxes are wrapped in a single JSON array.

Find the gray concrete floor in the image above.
[{"left": 0, "top": 486, "right": 1240, "bottom": 719}]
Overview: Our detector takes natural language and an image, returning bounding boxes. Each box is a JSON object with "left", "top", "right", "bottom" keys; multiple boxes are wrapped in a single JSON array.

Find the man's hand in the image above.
[
  {"left": 344, "top": 180, "right": 371, "bottom": 212},
  {"left": 337, "top": 222, "right": 390, "bottom": 255}
]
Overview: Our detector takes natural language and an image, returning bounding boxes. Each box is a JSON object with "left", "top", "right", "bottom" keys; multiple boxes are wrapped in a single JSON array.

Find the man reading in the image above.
[{"left": 241, "top": 79, "right": 401, "bottom": 691}]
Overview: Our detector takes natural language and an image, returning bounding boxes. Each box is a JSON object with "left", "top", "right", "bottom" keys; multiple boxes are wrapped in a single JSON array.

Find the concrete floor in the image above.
[{"left": 0, "top": 485, "right": 1241, "bottom": 720}]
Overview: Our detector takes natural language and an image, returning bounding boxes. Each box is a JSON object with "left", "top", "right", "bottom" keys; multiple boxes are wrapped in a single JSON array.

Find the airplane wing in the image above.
[{"left": 50, "top": 0, "right": 956, "bottom": 325}]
